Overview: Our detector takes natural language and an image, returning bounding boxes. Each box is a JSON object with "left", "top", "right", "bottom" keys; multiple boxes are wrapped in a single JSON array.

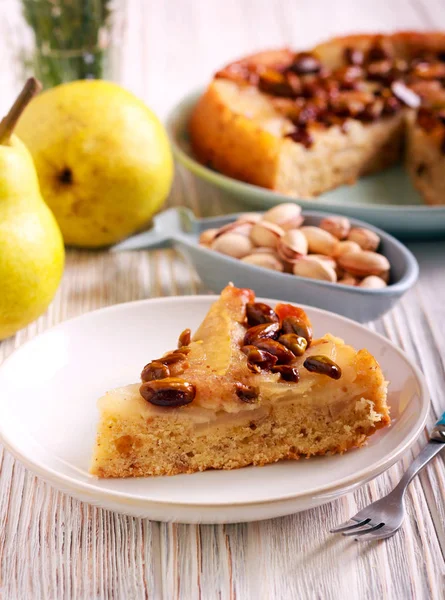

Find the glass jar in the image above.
[{"left": 20, "top": 0, "right": 113, "bottom": 88}]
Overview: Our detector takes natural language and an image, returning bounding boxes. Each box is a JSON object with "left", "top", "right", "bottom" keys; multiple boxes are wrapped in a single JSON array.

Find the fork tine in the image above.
[
  {"left": 352, "top": 530, "right": 394, "bottom": 542},
  {"left": 343, "top": 523, "right": 384, "bottom": 537},
  {"left": 330, "top": 518, "right": 371, "bottom": 533}
]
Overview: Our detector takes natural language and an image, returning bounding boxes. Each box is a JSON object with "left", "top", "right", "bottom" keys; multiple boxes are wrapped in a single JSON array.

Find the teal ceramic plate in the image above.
[{"left": 166, "top": 91, "right": 445, "bottom": 241}]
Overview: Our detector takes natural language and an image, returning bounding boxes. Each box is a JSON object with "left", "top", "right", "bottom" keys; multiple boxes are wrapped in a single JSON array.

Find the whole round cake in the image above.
[{"left": 190, "top": 31, "right": 445, "bottom": 205}]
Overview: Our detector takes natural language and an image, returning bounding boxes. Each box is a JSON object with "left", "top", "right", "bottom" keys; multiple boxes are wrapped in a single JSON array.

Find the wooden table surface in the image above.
[{"left": 1, "top": 1, "right": 445, "bottom": 598}]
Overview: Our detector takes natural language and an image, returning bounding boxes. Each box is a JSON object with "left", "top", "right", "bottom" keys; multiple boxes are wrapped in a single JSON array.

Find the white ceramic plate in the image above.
[{"left": 0, "top": 296, "right": 429, "bottom": 524}]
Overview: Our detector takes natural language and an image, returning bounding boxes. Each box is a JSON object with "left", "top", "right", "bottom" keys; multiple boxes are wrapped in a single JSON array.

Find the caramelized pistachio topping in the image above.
[
  {"left": 178, "top": 328, "right": 191, "bottom": 347},
  {"left": 140, "top": 377, "right": 196, "bottom": 407},
  {"left": 278, "top": 333, "right": 308, "bottom": 356},
  {"left": 242, "top": 345, "right": 278, "bottom": 372},
  {"left": 253, "top": 338, "right": 295, "bottom": 364},
  {"left": 271, "top": 364, "right": 300, "bottom": 382},
  {"left": 246, "top": 302, "right": 279, "bottom": 326},
  {"left": 240, "top": 303, "right": 316, "bottom": 382},
  {"left": 243, "top": 322, "right": 280, "bottom": 346},
  {"left": 235, "top": 382, "right": 260, "bottom": 403},
  {"left": 141, "top": 361, "right": 170, "bottom": 382},
  {"left": 303, "top": 355, "right": 342, "bottom": 379},
  {"left": 216, "top": 40, "right": 445, "bottom": 149},
  {"left": 158, "top": 350, "right": 189, "bottom": 365},
  {"left": 281, "top": 316, "right": 313, "bottom": 346}
]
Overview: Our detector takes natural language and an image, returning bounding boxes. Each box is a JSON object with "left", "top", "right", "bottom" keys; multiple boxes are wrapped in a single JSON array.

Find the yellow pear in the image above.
[
  {"left": 16, "top": 80, "right": 174, "bottom": 247},
  {"left": 0, "top": 79, "right": 64, "bottom": 340}
]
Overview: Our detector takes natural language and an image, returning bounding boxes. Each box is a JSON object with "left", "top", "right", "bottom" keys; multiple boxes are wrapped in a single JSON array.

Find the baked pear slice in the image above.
[{"left": 90, "top": 284, "right": 389, "bottom": 478}]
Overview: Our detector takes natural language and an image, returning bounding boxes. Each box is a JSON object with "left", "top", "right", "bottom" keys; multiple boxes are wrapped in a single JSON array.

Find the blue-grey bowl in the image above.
[{"left": 113, "top": 207, "right": 419, "bottom": 323}]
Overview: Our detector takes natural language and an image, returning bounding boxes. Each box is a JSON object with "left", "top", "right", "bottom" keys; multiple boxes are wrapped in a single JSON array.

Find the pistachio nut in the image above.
[
  {"left": 347, "top": 227, "right": 380, "bottom": 251},
  {"left": 299, "top": 226, "right": 338, "bottom": 256},
  {"left": 333, "top": 240, "right": 361, "bottom": 258},
  {"left": 250, "top": 221, "right": 284, "bottom": 248},
  {"left": 334, "top": 265, "right": 345, "bottom": 280},
  {"left": 237, "top": 212, "right": 262, "bottom": 224},
  {"left": 253, "top": 338, "right": 295, "bottom": 364},
  {"left": 278, "top": 333, "right": 307, "bottom": 356},
  {"left": 306, "top": 254, "right": 336, "bottom": 269},
  {"left": 214, "top": 221, "right": 253, "bottom": 238},
  {"left": 358, "top": 275, "right": 388, "bottom": 289},
  {"left": 243, "top": 346, "right": 278, "bottom": 372},
  {"left": 380, "top": 269, "right": 390, "bottom": 284},
  {"left": 319, "top": 216, "right": 351, "bottom": 240},
  {"left": 199, "top": 228, "right": 218, "bottom": 246},
  {"left": 235, "top": 382, "right": 260, "bottom": 403},
  {"left": 271, "top": 364, "right": 300, "bottom": 382},
  {"left": 337, "top": 250, "right": 390, "bottom": 277},
  {"left": 277, "top": 229, "right": 308, "bottom": 262},
  {"left": 303, "top": 355, "right": 342, "bottom": 379},
  {"left": 140, "top": 377, "right": 196, "bottom": 407},
  {"left": 141, "top": 360, "right": 170, "bottom": 382},
  {"left": 262, "top": 203, "right": 303, "bottom": 230},
  {"left": 338, "top": 274, "right": 359, "bottom": 286},
  {"left": 244, "top": 322, "right": 280, "bottom": 346},
  {"left": 250, "top": 247, "right": 280, "bottom": 256},
  {"left": 211, "top": 232, "right": 254, "bottom": 258},
  {"left": 178, "top": 328, "right": 191, "bottom": 347},
  {"left": 281, "top": 315, "right": 313, "bottom": 345},
  {"left": 293, "top": 256, "right": 337, "bottom": 282},
  {"left": 246, "top": 302, "right": 279, "bottom": 326},
  {"left": 241, "top": 253, "right": 284, "bottom": 271}
]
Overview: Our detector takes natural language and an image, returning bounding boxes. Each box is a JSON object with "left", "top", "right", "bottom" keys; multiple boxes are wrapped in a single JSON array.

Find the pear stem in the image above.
[{"left": 0, "top": 77, "right": 42, "bottom": 144}]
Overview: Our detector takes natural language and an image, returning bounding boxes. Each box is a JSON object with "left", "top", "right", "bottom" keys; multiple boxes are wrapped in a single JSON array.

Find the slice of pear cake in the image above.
[{"left": 90, "top": 284, "right": 389, "bottom": 478}]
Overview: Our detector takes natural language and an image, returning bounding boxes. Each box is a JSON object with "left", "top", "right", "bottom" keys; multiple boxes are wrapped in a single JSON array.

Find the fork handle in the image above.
[{"left": 393, "top": 412, "right": 445, "bottom": 497}]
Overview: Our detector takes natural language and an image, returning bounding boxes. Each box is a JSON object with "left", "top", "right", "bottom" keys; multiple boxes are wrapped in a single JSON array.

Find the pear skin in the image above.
[
  {"left": 16, "top": 80, "right": 174, "bottom": 248},
  {"left": 0, "top": 135, "right": 64, "bottom": 339}
]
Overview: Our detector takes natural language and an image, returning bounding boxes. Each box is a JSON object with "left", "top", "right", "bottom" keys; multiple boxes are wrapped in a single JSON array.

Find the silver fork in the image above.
[{"left": 330, "top": 412, "right": 445, "bottom": 541}]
